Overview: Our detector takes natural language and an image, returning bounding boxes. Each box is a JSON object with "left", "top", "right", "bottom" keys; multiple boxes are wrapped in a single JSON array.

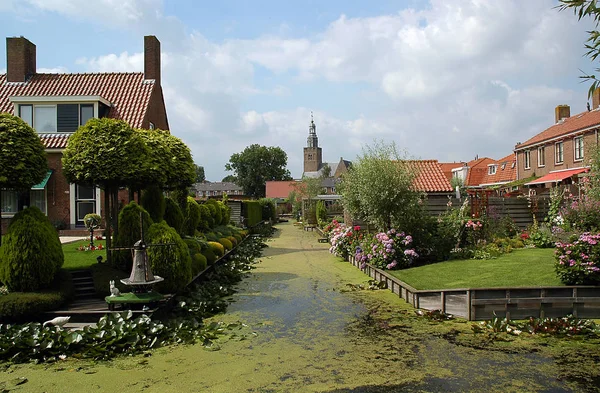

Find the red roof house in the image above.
[{"left": 1, "top": 36, "right": 169, "bottom": 231}]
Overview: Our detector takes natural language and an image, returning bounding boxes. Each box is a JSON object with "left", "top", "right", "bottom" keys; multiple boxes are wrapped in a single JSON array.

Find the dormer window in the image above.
[{"left": 488, "top": 165, "right": 497, "bottom": 175}]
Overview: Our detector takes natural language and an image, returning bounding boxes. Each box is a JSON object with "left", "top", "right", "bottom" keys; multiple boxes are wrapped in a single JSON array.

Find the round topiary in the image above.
[
  {"left": 185, "top": 197, "right": 201, "bottom": 237},
  {"left": 197, "top": 204, "right": 211, "bottom": 232},
  {"left": 203, "top": 202, "right": 216, "bottom": 229},
  {"left": 218, "top": 237, "right": 233, "bottom": 251},
  {"left": 147, "top": 221, "right": 192, "bottom": 293},
  {"left": 201, "top": 248, "right": 217, "bottom": 264},
  {"left": 208, "top": 241, "right": 225, "bottom": 257},
  {"left": 219, "top": 202, "right": 231, "bottom": 225},
  {"left": 164, "top": 197, "right": 184, "bottom": 235},
  {"left": 227, "top": 236, "right": 238, "bottom": 247},
  {"left": 191, "top": 253, "right": 208, "bottom": 276},
  {"left": 141, "top": 184, "right": 166, "bottom": 223},
  {"left": 113, "top": 201, "right": 152, "bottom": 270},
  {"left": 0, "top": 207, "right": 64, "bottom": 292},
  {"left": 205, "top": 199, "right": 222, "bottom": 227}
]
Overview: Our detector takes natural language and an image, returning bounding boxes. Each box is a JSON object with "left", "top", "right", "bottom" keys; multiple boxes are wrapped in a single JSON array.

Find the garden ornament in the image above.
[
  {"left": 109, "top": 280, "right": 121, "bottom": 297},
  {"left": 43, "top": 316, "right": 71, "bottom": 328}
]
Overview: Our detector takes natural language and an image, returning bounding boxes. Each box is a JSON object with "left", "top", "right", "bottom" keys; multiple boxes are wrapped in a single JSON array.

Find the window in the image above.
[
  {"left": 149, "top": 121, "right": 155, "bottom": 130},
  {"left": 80, "top": 104, "right": 94, "bottom": 126},
  {"left": 501, "top": 163, "right": 506, "bottom": 170},
  {"left": 19, "top": 105, "right": 33, "bottom": 127},
  {"left": 555, "top": 142, "right": 564, "bottom": 164},
  {"left": 34, "top": 105, "right": 57, "bottom": 132},
  {"left": 488, "top": 165, "right": 497, "bottom": 175},
  {"left": 574, "top": 136, "right": 584, "bottom": 161},
  {"left": 30, "top": 190, "right": 46, "bottom": 214},
  {"left": 524, "top": 150, "right": 531, "bottom": 169},
  {"left": 537, "top": 146, "right": 545, "bottom": 167},
  {"left": 1, "top": 190, "right": 18, "bottom": 214}
]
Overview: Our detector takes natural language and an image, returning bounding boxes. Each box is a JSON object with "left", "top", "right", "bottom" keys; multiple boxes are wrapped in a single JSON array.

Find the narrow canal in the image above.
[{"left": 2, "top": 222, "right": 596, "bottom": 392}]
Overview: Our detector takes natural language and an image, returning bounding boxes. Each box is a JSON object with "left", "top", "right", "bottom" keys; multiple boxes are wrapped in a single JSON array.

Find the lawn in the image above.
[
  {"left": 62, "top": 240, "right": 107, "bottom": 270},
  {"left": 389, "top": 248, "right": 562, "bottom": 290}
]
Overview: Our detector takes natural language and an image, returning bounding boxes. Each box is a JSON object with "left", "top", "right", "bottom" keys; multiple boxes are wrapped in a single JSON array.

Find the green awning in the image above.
[{"left": 32, "top": 170, "right": 53, "bottom": 190}]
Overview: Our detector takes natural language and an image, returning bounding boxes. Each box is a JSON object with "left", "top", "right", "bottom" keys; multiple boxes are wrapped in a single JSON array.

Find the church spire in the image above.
[{"left": 307, "top": 111, "right": 318, "bottom": 148}]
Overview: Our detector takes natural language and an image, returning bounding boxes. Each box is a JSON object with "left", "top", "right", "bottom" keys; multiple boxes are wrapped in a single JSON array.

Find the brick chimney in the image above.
[
  {"left": 555, "top": 105, "right": 570, "bottom": 123},
  {"left": 144, "top": 35, "right": 160, "bottom": 85},
  {"left": 6, "top": 37, "right": 36, "bottom": 83},
  {"left": 593, "top": 88, "right": 600, "bottom": 110}
]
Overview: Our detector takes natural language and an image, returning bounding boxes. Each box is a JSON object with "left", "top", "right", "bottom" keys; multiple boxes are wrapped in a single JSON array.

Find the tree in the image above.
[
  {"left": 292, "top": 176, "right": 324, "bottom": 223},
  {"left": 62, "top": 118, "right": 148, "bottom": 265},
  {"left": 338, "top": 140, "right": 422, "bottom": 231},
  {"left": 321, "top": 163, "right": 332, "bottom": 178},
  {"left": 0, "top": 113, "right": 47, "bottom": 246},
  {"left": 222, "top": 174, "right": 237, "bottom": 183},
  {"left": 224, "top": 144, "right": 292, "bottom": 198},
  {"left": 559, "top": 1, "right": 600, "bottom": 96},
  {"left": 195, "top": 164, "right": 205, "bottom": 183}
]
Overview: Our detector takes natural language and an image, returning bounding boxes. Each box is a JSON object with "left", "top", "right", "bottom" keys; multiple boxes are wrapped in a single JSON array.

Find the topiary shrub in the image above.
[
  {"left": 208, "top": 241, "right": 225, "bottom": 257},
  {"left": 197, "top": 204, "right": 211, "bottom": 232},
  {"left": 219, "top": 201, "right": 231, "bottom": 225},
  {"left": 191, "top": 253, "right": 207, "bottom": 276},
  {"left": 259, "top": 198, "right": 277, "bottom": 222},
  {"left": 164, "top": 197, "right": 184, "bottom": 235},
  {"left": 227, "top": 236, "right": 238, "bottom": 247},
  {"left": 147, "top": 221, "right": 192, "bottom": 293},
  {"left": 202, "top": 202, "right": 216, "bottom": 229},
  {"left": 0, "top": 270, "right": 74, "bottom": 323},
  {"left": 113, "top": 201, "right": 152, "bottom": 271},
  {"left": 185, "top": 197, "right": 201, "bottom": 237},
  {"left": 205, "top": 199, "right": 222, "bottom": 228},
  {"left": 0, "top": 207, "right": 64, "bottom": 291},
  {"left": 242, "top": 200, "right": 262, "bottom": 227},
  {"left": 201, "top": 248, "right": 217, "bottom": 264},
  {"left": 141, "top": 184, "right": 165, "bottom": 223},
  {"left": 205, "top": 232, "right": 220, "bottom": 242},
  {"left": 218, "top": 237, "right": 233, "bottom": 251}
]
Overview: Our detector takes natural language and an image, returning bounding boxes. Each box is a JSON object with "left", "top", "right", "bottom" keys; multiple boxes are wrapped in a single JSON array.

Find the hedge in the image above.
[{"left": 242, "top": 200, "right": 262, "bottom": 227}]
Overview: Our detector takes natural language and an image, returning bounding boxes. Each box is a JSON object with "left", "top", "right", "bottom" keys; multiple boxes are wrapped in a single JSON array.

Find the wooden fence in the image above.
[{"left": 348, "top": 256, "right": 600, "bottom": 321}]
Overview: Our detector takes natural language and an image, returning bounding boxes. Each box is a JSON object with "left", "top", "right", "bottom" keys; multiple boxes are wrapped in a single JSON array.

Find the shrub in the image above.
[
  {"left": 561, "top": 194, "right": 600, "bottom": 232},
  {"left": 205, "top": 232, "right": 220, "bottom": 242},
  {"left": 355, "top": 229, "right": 419, "bottom": 270},
  {"left": 243, "top": 200, "right": 262, "bottom": 227},
  {"left": 259, "top": 198, "right": 277, "bottom": 222},
  {"left": 164, "top": 197, "right": 184, "bottom": 235},
  {"left": 146, "top": 221, "right": 192, "bottom": 293},
  {"left": 218, "top": 237, "right": 233, "bottom": 251},
  {"left": 185, "top": 197, "right": 201, "bottom": 236},
  {"left": 197, "top": 204, "right": 211, "bottom": 232},
  {"left": 555, "top": 233, "right": 600, "bottom": 285},
  {"left": 227, "top": 236, "right": 238, "bottom": 247},
  {"left": 191, "top": 253, "right": 208, "bottom": 276},
  {"left": 0, "top": 270, "right": 73, "bottom": 323},
  {"left": 203, "top": 202, "right": 216, "bottom": 229},
  {"left": 113, "top": 202, "right": 152, "bottom": 270},
  {"left": 141, "top": 185, "right": 165, "bottom": 223},
  {"left": 208, "top": 241, "right": 225, "bottom": 257},
  {"left": 329, "top": 224, "right": 364, "bottom": 260},
  {"left": 205, "top": 199, "right": 222, "bottom": 227},
  {"left": 0, "top": 207, "right": 64, "bottom": 291},
  {"left": 316, "top": 200, "right": 327, "bottom": 226},
  {"left": 220, "top": 202, "right": 231, "bottom": 225},
  {"left": 201, "top": 248, "right": 218, "bottom": 264},
  {"left": 529, "top": 218, "right": 555, "bottom": 248}
]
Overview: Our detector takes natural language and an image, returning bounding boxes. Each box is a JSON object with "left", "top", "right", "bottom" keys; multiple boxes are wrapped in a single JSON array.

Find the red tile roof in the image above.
[
  {"left": 465, "top": 157, "right": 495, "bottom": 187},
  {"left": 407, "top": 160, "right": 453, "bottom": 193},
  {"left": 0, "top": 72, "right": 154, "bottom": 129},
  {"left": 517, "top": 109, "right": 600, "bottom": 149},
  {"left": 439, "top": 162, "right": 465, "bottom": 181},
  {"left": 478, "top": 154, "right": 516, "bottom": 186},
  {"left": 266, "top": 181, "right": 300, "bottom": 199},
  {"left": 41, "top": 133, "right": 70, "bottom": 149}
]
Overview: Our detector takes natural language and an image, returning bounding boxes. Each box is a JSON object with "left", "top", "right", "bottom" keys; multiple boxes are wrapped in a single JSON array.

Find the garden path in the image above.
[{"left": 1, "top": 222, "right": 593, "bottom": 392}]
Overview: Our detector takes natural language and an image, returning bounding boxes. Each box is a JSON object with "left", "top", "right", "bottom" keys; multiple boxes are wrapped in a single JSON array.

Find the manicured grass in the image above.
[
  {"left": 61, "top": 241, "right": 107, "bottom": 270},
  {"left": 389, "top": 248, "right": 562, "bottom": 290}
]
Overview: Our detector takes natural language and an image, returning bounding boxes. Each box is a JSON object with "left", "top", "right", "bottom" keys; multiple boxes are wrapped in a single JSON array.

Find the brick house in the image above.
[
  {"left": 514, "top": 101, "right": 600, "bottom": 193},
  {"left": 450, "top": 157, "right": 496, "bottom": 189},
  {"left": 0, "top": 36, "right": 169, "bottom": 231},
  {"left": 477, "top": 153, "right": 517, "bottom": 195},
  {"left": 194, "top": 182, "right": 248, "bottom": 199}
]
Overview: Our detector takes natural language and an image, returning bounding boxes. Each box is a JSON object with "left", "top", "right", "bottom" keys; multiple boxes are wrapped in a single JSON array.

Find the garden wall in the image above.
[{"left": 348, "top": 256, "right": 600, "bottom": 321}]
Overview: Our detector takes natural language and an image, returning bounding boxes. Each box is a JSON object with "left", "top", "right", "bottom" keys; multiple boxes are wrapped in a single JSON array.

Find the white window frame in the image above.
[
  {"left": 488, "top": 165, "right": 497, "bottom": 175},
  {"left": 34, "top": 105, "right": 57, "bottom": 133},
  {"left": 555, "top": 142, "right": 564, "bottom": 164},
  {"left": 524, "top": 150, "right": 531, "bottom": 169},
  {"left": 537, "top": 146, "right": 545, "bottom": 167},
  {"left": 574, "top": 136, "right": 584, "bottom": 161}
]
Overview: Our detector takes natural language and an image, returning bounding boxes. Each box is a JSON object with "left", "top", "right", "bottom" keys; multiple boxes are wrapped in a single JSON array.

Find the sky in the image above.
[{"left": 0, "top": 0, "right": 597, "bottom": 181}]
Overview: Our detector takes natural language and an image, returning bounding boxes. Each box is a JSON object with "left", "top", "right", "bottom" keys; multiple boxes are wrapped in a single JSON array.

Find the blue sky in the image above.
[{"left": 0, "top": 0, "right": 596, "bottom": 180}]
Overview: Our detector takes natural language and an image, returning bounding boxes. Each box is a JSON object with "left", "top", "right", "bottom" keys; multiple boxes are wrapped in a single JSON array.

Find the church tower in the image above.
[{"left": 303, "top": 112, "right": 322, "bottom": 173}]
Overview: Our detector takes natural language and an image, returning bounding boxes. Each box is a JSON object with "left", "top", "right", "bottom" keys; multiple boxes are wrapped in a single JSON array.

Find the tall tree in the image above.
[
  {"left": 195, "top": 164, "right": 206, "bottom": 183},
  {"left": 62, "top": 118, "right": 148, "bottom": 264},
  {"left": 338, "top": 140, "right": 422, "bottom": 231},
  {"left": 222, "top": 174, "right": 238, "bottom": 183},
  {"left": 0, "top": 114, "right": 48, "bottom": 245},
  {"left": 225, "top": 144, "right": 292, "bottom": 198}
]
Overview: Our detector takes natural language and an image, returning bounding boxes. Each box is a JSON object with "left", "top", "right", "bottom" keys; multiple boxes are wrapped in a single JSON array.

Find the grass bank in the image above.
[{"left": 389, "top": 248, "right": 562, "bottom": 289}]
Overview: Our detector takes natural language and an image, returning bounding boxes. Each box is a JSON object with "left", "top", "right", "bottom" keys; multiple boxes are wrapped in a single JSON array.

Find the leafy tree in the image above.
[
  {"left": 141, "top": 184, "right": 166, "bottom": 223},
  {"left": 195, "top": 164, "right": 205, "bottom": 183},
  {"left": 164, "top": 197, "right": 184, "bottom": 234},
  {"left": 338, "top": 140, "right": 422, "bottom": 231},
  {"left": 222, "top": 174, "right": 237, "bottom": 183},
  {"left": 0, "top": 113, "right": 47, "bottom": 245},
  {"left": 62, "top": 118, "right": 148, "bottom": 264},
  {"left": 292, "top": 176, "right": 324, "bottom": 223},
  {"left": 321, "top": 163, "right": 332, "bottom": 178},
  {"left": 224, "top": 144, "right": 292, "bottom": 198}
]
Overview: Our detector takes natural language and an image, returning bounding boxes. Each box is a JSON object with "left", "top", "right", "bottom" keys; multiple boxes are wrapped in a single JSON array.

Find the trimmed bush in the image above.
[
  {"left": 164, "top": 197, "right": 184, "bottom": 235},
  {"left": 0, "top": 207, "right": 64, "bottom": 291},
  {"left": 233, "top": 234, "right": 243, "bottom": 244},
  {"left": 259, "top": 198, "right": 277, "bottom": 222},
  {"left": 185, "top": 197, "right": 201, "bottom": 236},
  {"left": 201, "top": 248, "right": 218, "bottom": 264},
  {"left": 0, "top": 270, "right": 74, "bottom": 323},
  {"left": 205, "top": 199, "right": 222, "bottom": 227},
  {"left": 202, "top": 202, "right": 216, "bottom": 229},
  {"left": 146, "top": 221, "right": 192, "bottom": 293},
  {"left": 227, "top": 236, "right": 238, "bottom": 247},
  {"left": 242, "top": 200, "right": 262, "bottom": 227},
  {"left": 113, "top": 202, "right": 152, "bottom": 270},
  {"left": 141, "top": 184, "right": 166, "bottom": 223},
  {"left": 208, "top": 241, "right": 225, "bottom": 257},
  {"left": 220, "top": 202, "right": 231, "bottom": 225},
  {"left": 197, "top": 204, "right": 211, "bottom": 232},
  {"left": 191, "top": 253, "right": 208, "bottom": 276},
  {"left": 218, "top": 237, "right": 233, "bottom": 251},
  {"left": 205, "top": 232, "right": 220, "bottom": 242}
]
